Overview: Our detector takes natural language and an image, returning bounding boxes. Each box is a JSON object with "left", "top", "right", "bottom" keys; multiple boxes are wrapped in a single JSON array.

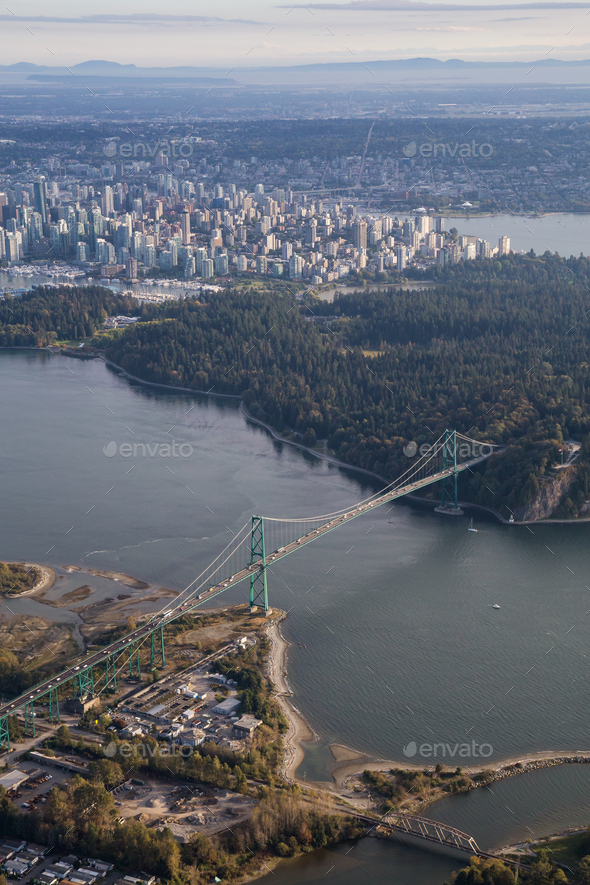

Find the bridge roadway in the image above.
[
  {"left": 353, "top": 812, "right": 480, "bottom": 856},
  {"left": 0, "top": 452, "right": 493, "bottom": 723},
  {"left": 352, "top": 812, "right": 520, "bottom": 868}
]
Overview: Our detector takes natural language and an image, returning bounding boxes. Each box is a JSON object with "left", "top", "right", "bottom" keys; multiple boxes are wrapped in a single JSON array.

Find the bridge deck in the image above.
[{"left": 0, "top": 452, "right": 493, "bottom": 721}]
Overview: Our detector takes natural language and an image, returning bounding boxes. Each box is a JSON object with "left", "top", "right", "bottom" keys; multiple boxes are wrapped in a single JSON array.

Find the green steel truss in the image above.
[
  {"left": 440, "top": 429, "right": 459, "bottom": 509},
  {"left": 150, "top": 625, "right": 165, "bottom": 668},
  {"left": 73, "top": 667, "right": 94, "bottom": 699},
  {"left": 48, "top": 687, "right": 60, "bottom": 722},
  {"left": 105, "top": 653, "right": 117, "bottom": 692},
  {"left": 0, "top": 716, "right": 9, "bottom": 750},
  {"left": 249, "top": 515, "right": 268, "bottom": 612},
  {"left": 24, "top": 701, "right": 35, "bottom": 737},
  {"left": 129, "top": 640, "right": 141, "bottom": 679}
]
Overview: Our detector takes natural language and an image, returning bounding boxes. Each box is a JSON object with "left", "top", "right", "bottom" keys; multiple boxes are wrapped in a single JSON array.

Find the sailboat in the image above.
[{"left": 468, "top": 518, "right": 478, "bottom": 532}]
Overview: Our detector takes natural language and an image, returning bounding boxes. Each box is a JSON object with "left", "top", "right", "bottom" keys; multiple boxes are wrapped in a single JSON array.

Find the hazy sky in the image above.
[{"left": 1, "top": 0, "right": 590, "bottom": 67}]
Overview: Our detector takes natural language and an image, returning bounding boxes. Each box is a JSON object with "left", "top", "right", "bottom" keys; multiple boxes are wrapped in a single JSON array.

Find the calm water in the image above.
[
  {"left": 266, "top": 765, "right": 590, "bottom": 885},
  {"left": 2, "top": 351, "right": 590, "bottom": 882},
  {"left": 441, "top": 212, "right": 590, "bottom": 256},
  {"left": 0, "top": 270, "right": 197, "bottom": 300}
]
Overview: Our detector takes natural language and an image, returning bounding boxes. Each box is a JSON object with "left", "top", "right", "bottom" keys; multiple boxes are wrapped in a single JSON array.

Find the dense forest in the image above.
[
  {"left": 446, "top": 846, "right": 590, "bottom": 884},
  {"left": 0, "top": 772, "right": 362, "bottom": 883},
  {"left": 0, "top": 561, "right": 39, "bottom": 594},
  {"left": 3, "top": 254, "right": 590, "bottom": 517},
  {"left": 0, "top": 285, "right": 138, "bottom": 345},
  {"left": 102, "top": 254, "right": 590, "bottom": 517}
]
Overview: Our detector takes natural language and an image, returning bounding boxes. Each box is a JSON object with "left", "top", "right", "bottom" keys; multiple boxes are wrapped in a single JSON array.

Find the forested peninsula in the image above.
[{"left": 2, "top": 252, "right": 590, "bottom": 519}]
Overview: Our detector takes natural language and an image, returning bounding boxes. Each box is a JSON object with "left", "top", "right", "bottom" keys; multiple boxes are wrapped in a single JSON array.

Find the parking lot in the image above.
[{"left": 4, "top": 761, "right": 74, "bottom": 811}]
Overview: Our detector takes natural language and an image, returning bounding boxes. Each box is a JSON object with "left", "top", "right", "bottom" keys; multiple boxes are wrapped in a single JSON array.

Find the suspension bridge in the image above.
[{"left": 0, "top": 429, "right": 498, "bottom": 749}]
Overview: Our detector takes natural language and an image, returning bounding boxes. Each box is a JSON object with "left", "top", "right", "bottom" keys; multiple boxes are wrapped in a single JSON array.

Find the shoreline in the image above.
[
  {"left": 0, "top": 562, "right": 56, "bottom": 598},
  {"left": 264, "top": 615, "right": 315, "bottom": 782},
  {"left": 94, "top": 359, "right": 590, "bottom": 527},
  {"left": 263, "top": 610, "right": 590, "bottom": 806},
  {"left": 3, "top": 351, "right": 590, "bottom": 526},
  {"left": 329, "top": 748, "right": 590, "bottom": 789}
]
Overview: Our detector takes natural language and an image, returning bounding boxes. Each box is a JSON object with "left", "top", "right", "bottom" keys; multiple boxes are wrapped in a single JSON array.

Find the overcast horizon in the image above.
[{"left": 2, "top": 0, "right": 590, "bottom": 70}]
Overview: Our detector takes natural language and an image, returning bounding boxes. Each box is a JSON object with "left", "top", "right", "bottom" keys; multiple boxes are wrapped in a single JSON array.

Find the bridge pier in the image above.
[
  {"left": 105, "top": 652, "right": 117, "bottom": 692},
  {"left": 129, "top": 640, "right": 141, "bottom": 680},
  {"left": 434, "top": 504, "right": 464, "bottom": 516},
  {"left": 0, "top": 715, "right": 9, "bottom": 751},
  {"left": 249, "top": 515, "right": 269, "bottom": 613},
  {"left": 24, "top": 701, "right": 35, "bottom": 738},
  {"left": 150, "top": 626, "right": 165, "bottom": 668},
  {"left": 73, "top": 667, "right": 94, "bottom": 700},
  {"left": 437, "top": 429, "right": 464, "bottom": 515},
  {"left": 48, "top": 687, "right": 60, "bottom": 722}
]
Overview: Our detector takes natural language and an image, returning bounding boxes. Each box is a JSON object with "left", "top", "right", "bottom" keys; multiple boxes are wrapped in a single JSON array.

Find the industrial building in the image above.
[
  {"left": 212, "top": 697, "right": 241, "bottom": 716},
  {"left": 232, "top": 715, "right": 262, "bottom": 739},
  {"left": 0, "top": 769, "right": 29, "bottom": 791}
]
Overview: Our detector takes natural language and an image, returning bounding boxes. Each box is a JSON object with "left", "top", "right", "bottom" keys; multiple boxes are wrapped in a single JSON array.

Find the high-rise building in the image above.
[
  {"left": 256, "top": 255, "right": 268, "bottom": 274},
  {"left": 477, "top": 239, "right": 491, "bottom": 259},
  {"left": 214, "top": 252, "right": 229, "bottom": 275},
  {"left": 195, "top": 247, "right": 208, "bottom": 274},
  {"left": 180, "top": 212, "right": 191, "bottom": 246},
  {"left": 76, "top": 242, "right": 87, "bottom": 262},
  {"left": 416, "top": 214, "right": 432, "bottom": 234},
  {"left": 396, "top": 246, "right": 406, "bottom": 271},
  {"left": 498, "top": 235, "right": 511, "bottom": 256},
  {"left": 33, "top": 176, "right": 48, "bottom": 227},
  {"left": 125, "top": 257, "right": 138, "bottom": 279},
  {"left": 102, "top": 185, "right": 114, "bottom": 216},
  {"left": 201, "top": 258, "right": 214, "bottom": 279},
  {"left": 96, "top": 239, "right": 115, "bottom": 265},
  {"left": 289, "top": 254, "right": 304, "bottom": 279},
  {"left": 159, "top": 250, "right": 174, "bottom": 271},
  {"left": 5, "top": 232, "right": 20, "bottom": 263},
  {"left": 281, "top": 242, "right": 292, "bottom": 261},
  {"left": 237, "top": 254, "right": 248, "bottom": 272},
  {"left": 352, "top": 220, "right": 367, "bottom": 250},
  {"left": 305, "top": 220, "right": 317, "bottom": 246}
]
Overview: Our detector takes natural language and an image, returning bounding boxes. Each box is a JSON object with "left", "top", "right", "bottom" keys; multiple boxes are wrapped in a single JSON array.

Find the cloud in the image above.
[
  {"left": 0, "top": 13, "right": 263, "bottom": 25},
  {"left": 280, "top": 0, "right": 590, "bottom": 10},
  {"left": 415, "top": 24, "right": 486, "bottom": 29}
]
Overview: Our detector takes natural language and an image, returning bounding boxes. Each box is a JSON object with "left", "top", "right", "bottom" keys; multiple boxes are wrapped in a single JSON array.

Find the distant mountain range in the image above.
[{"left": 2, "top": 57, "right": 590, "bottom": 87}]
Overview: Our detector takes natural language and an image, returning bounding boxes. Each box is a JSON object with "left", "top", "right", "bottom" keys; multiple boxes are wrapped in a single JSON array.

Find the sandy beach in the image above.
[
  {"left": 1, "top": 562, "right": 57, "bottom": 597},
  {"left": 265, "top": 615, "right": 315, "bottom": 781},
  {"left": 264, "top": 612, "right": 590, "bottom": 800}
]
